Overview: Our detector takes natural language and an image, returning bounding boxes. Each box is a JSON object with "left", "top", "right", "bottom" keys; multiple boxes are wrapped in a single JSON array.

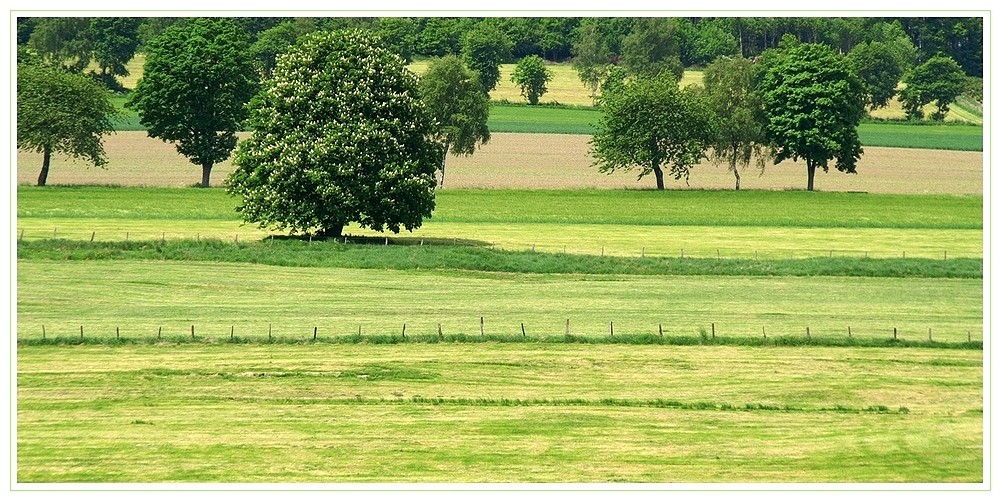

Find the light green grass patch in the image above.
[
  {"left": 17, "top": 260, "right": 982, "bottom": 343},
  {"left": 17, "top": 343, "right": 981, "bottom": 482}
]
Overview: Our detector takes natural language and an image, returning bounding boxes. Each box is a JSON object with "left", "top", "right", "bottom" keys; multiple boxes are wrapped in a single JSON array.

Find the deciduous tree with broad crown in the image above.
[
  {"left": 17, "top": 63, "right": 117, "bottom": 186},
  {"left": 590, "top": 76, "right": 715, "bottom": 190},
  {"left": 511, "top": 55, "right": 552, "bottom": 105},
  {"left": 227, "top": 29, "right": 442, "bottom": 239},
  {"left": 127, "top": 18, "right": 257, "bottom": 187},
  {"left": 761, "top": 43, "right": 865, "bottom": 191}
]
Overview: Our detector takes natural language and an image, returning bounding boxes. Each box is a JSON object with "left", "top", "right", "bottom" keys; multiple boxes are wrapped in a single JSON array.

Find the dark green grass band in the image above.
[{"left": 17, "top": 239, "right": 983, "bottom": 279}]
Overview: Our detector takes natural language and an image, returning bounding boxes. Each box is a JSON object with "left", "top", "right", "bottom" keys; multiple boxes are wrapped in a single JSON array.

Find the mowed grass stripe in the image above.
[
  {"left": 18, "top": 186, "right": 981, "bottom": 229},
  {"left": 17, "top": 343, "right": 982, "bottom": 482},
  {"left": 17, "top": 260, "right": 983, "bottom": 343}
]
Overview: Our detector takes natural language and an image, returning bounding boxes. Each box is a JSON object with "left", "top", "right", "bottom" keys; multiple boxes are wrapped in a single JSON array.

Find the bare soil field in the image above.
[{"left": 17, "top": 131, "right": 983, "bottom": 195}]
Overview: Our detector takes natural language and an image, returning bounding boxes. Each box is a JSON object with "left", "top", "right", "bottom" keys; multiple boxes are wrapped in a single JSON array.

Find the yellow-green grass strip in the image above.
[
  {"left": 17, "top": 260, "right": 983, "bottom": 343},
  {"left": 17, "top": 343, "right": 982, "bottom": 482}
]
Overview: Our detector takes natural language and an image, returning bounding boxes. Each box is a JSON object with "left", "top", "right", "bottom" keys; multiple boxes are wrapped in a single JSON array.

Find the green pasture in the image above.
[
  {"left": 16, "top": 187, "right": 983, "bottom": 259},
  {"left": 17, "top": 259, "right": 982, "bottom": 343},
  {"left": 17, "top": 343, "right": 981, "bottom": 482}
]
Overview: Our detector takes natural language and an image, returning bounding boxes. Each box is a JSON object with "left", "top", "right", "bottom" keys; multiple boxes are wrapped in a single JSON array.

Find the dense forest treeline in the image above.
[{"left": 17, "top": 16, "right": 983, "bottom": 78}]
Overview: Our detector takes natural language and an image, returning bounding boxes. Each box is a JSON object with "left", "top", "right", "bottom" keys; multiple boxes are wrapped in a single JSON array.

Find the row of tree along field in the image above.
[
  {"left": 17, "top": 16, "right": 984, "bottom": 81},
  {"left": 16, "top": 19, "right": 982, "bottom": 239}
]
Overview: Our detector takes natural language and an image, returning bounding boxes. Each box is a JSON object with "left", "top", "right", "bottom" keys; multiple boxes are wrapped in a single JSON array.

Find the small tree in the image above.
[
  {"left": 227, "top": 30, "right": 441, "bottom": 239},
  {"left": 761, "top": 43, "right": 865, "bottom": 191},
  {"left": 89, "top": 17, "right": 141, "bottom": 89},
  {"left": 703, "top": 56, "right": 768, "bottom": 190},
  {"left": 590, "top": 76, "right": 715, "bottom": 190},
  {"left": 847, "top": 41, "right": 906, "bottom": 111},
  {"left": 899, "top": 54, "right": 967, "bottom": 121},
  {"left": 17, "top": 64, "right": 117, "bottom": 186},
  {"left": 571, "top": 21, "right": 610, "bottom": 106},
  {"left": 461, "top": 21, "right": 513, "bottom": 94},
  {"left": 420, "top": 55, "right": 491, "bottom": 187},
  {"left": 128, "top": 18, "right": 257, "bottom": 187},
  {"left": 27, "top": 17, "right": 92, "bottom": 73},
  {"left": 511, "top": 55, "right": 552, "bottom": 105}
]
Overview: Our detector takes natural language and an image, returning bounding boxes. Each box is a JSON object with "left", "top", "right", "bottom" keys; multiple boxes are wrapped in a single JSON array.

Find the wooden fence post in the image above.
[
  {"left": 565, "top": 319, "right": 570, "bottom": 335},
  {"left": 480, "top": 316, "right": 484, "bottom": 336},
  {"left": 158, "top": 326, "right": 162, "bottom": 340},
  {"left": 711, "top": 323, "right": 715, "bottom": 339},
  {"left": 269, "top": 323, "right": 272, "bottom": 340},
  {"left": 610, "top": 321, "right": 614, "bottom": 337},
  {"left": 91, "top": 231, "right": 95, "bottom": 242},
  {"left": 80, "top": 325, "right": 83, "bottom": 338},
  {"left": 402, "top": 324, "right": 406, "bottom": 338},
  {"left": 659, "top": 324, "right": 663, "bottom": 337},
  {"left": 762, "top": 326, "right": 766, "bottom": 339},
  {"left": 116, "top": 327, "right": 120, "bottom": 339},
  {"left": 806, "top": 326, "right": 810, "bottom": 339},
  {"left": 438, "top": 323, "right": 443, "bottom": 338},
  {"left": 314, "top": 326, "right": 318, "bottom": 340},
  {"left": 521, "top": 323, "right": 526, "bottom": 337},
  {"left": 848, "top": 326, "right": 852, "bottom": 338},
  {"left": 893, "top": 327, "right": 897, "bottom": 340},
  {"left": 191, "top": 324, "right": 195, "bottom": 339},
  {"left": 231, "top": 326, "right": 235, "bottom": 340}
]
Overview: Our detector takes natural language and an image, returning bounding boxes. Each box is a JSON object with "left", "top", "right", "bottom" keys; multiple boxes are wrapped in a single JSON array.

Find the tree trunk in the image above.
[
  {"left": 319, "top": 224, "right": 344, "bottom": 239},
  {"left": 200, "top": 162, "right": 213, "bottom": 188},
  {"left": 37, "top": 145, "right": 51, "bottom": 187},
  {"left": 652, "top": 163, "right": 665, "bottom": 190},
  {"left": 438, "top": 142, "right": 450, "bottom": 188},
  {"left": 733, "top": 166, "right": 741, "bottom": 191},
  {"left": 806, "top": 161, "right": 816, "bottom": 191},
  {"left": 731, "top": 149, "right": 741, "bottom": 191}
]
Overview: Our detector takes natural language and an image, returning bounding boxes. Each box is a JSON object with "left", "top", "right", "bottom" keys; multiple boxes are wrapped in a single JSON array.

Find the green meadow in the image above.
[{"left": 17, "top": 343, "right": 982, "bottom": 482}]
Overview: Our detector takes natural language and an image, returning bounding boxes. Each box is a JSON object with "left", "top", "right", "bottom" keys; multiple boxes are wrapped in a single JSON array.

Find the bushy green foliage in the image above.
[
  {"left": 590, "top": 76, "right": 715, "bottom": 189},
  {"left": 460, "top": 21, "right": 512, "bottom": 94},
  {"left": 16, "top": 64, "right": 117, "bottom": 186},
  {"left": 511, "top": 55, "right": 553, "bottom": 105},
  {"left": 847, "top": 41, "right": 907, "bottom": 110},
  {"left": 27, "top": 17, "right": 91, "bottom": 72},
  {"left": 761, "top": 43, "right": 865, "bottom": 191},
  {"left": 127, "top": 18, "right": 257, "bottom": 187},
  {"left": 250, "top": 19, "right": 316, "bottom": 77},
  {"left": 88, "top": 17, "right": 141, "bottom": 89},
  {"left": 420, "top": 55, "right": 491, "bottom": 187},
  {"left": 228, "top": 30, "right": 441, "bottom": 238},
  {"left": 899, "top": 54, "right": 968, "bottom": 121},
  {"left": 570, "top": 21, "right": 610, "bottom": 106},
  {"left": 703, "top": 56, "right": 768, "bottom": 190},
  {"left": 620, "top": 17, "right": 684, "bottom": 82}
]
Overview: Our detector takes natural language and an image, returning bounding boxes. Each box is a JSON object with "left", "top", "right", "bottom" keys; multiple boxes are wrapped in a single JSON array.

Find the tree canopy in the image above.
[
  {"left": 17, "top": 64, "right": 117, "bottom": 186},
  {"left": 511, "top": 55, "right": 552, "bottom": 105},
  {"left": 899, "top": 54, "right": 967, "bottom": 121},
  {"left": 89, "top": 17, "right": 141, "bottom": 89},
  {"left": 703, "top": 56, "right": 768, "bottom": 190},
  {"left": 847, "top": 41, "right": 907, "bottom": 111},
  {"left": 127, "top": 18, "right": 257, "bottom": 187},
  {"left": 419, "top": 55, "right": 491, "bottom": 187},
  {"left": 460, "top": 21, "right": 513, "bottom": 94},
  {"left": 760, "top": 43, "right": 865, "bottom": 191},
  {"left": 228, "top": 29, "right": 441, "bottom": 239},
  {"left": 620, "top": 18, "right": 684, "bottom": 82},
  {"left": 590, "top": 76, "right": 715, "bottom": 190},
  {"left": 571, "top": 21, "right": 611, "bottom": 106}
]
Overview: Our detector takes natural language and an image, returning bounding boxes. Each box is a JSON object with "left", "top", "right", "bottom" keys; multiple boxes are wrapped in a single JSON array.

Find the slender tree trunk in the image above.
[
  {"left": 37, "top": 145, "right": 51, "bottom": 187},
  {"left": 652, "top": 161, "right": 665, "bottom": 191},
  {"left": 200, "top": 162, "right": 213, "bottom": 188},
  {"left": 438, "top": 142, "right": 450, "bottom": 188},
  {"left": 733, "top": 164, "right": 741, "bottom": 190},
  {"left": 806, "top": 161, "right": 816, "bottom": 191},
  {"left": 731, "top": 147, "right": 741, "bottom": 190}
]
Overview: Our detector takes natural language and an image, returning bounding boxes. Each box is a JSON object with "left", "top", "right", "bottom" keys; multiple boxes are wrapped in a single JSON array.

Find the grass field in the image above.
[
  {"left": 15, "top": 52, "right": 986, "bottom": 483},
  {"left": 17, "top": 343, "right": 981, "bottom": 482},
  {"left": 16, "top": 187, "right": 983, "bottom": 259}
]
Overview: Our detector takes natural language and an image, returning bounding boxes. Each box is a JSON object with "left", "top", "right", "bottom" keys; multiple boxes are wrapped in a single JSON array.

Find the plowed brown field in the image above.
[{"left": 17, "top": 131, "right": 983, "bottom": 194}]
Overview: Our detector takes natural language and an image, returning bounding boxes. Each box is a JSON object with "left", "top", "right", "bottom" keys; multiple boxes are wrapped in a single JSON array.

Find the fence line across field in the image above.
[
  {"left": 31, "top": 320, "right": 979, "bottom": 344},
  {"left": 18, "top": 228, "right": 967, "bottom": 260}
]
